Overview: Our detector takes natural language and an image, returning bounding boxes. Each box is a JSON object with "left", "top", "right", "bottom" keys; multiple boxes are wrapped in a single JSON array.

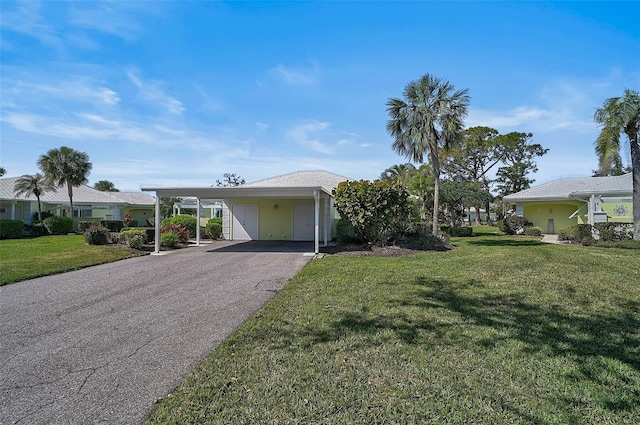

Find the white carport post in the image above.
[
  {"left": 195, "top": 197, "right": 201, "bottom": 246},
  {"left": 153, "top": 196, "right": 160, "bottom": 254},
  {"left": 313, "top": 189, "right": 320, "bottom": 254},
  {"left": 323, "top": 195, "right": 330, "bottom": 247}
]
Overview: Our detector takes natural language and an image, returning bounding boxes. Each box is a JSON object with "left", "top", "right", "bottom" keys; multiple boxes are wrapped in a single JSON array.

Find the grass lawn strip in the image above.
[
  {"left": 0, "top": 235, "right": 135, "bottom": 285},
  {"left": 146, "top": 232, "right": 640, "bottom": 424}
]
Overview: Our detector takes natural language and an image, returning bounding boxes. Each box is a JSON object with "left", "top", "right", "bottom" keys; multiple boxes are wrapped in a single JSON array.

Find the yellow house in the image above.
[
  {"left": 142, "top": 170, "right": 350, "bottom": 254},
  {"left": 503, "top": 173, "right": 632, "bottom": 234},
  {"left": 0, "top": 177, "right": 156, "bottom": 225}
]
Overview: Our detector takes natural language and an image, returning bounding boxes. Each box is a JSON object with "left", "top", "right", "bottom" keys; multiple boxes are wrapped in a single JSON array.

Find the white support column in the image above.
[
  {"left": 196, "top": 197, "right": 201, "bottom": 246},
  {"left": 314, "top": 190, "right": 320, "bottom": 254},
  {"left": 153, "top": 196, "right": 160, "bottom": 254},
  {"left": 323, "top": 195, "right": 329, "bottom": 247},
  {"left": 10, "top": 201, "right": 16, "bottom": 220}
]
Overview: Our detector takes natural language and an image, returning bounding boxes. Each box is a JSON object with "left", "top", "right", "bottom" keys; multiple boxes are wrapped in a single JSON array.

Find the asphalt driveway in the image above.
[{"left": 0, "top": 241, "right": 311, "bottom": 424}]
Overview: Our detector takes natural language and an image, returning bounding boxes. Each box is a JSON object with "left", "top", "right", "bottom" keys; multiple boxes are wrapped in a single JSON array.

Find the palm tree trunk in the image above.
[
  {"left": 67, "top": 183, "right": 74, "bottom": 219},
  {"left": 631, "top": 137, "right": 640, "bottom": 240},
  {"left": 37, "top": 196, "right": 42, "bottom": 222}
]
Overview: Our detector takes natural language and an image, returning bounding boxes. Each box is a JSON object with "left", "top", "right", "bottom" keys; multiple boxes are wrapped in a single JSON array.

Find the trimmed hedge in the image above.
[
  {"left": 524, "top": 226, "right": 542, "bottom": 236},
  {"left": 160, "top": 232, "right": 179, "bottom": 248},
  {"left": 122, "top": 227, "right": 155, "bottom": 242},
  {"left": 594, "top": 222, "right": 633, "bottom": 241},
  {"left": 120, "top": 229, "right": 148, "bottom": 249},
  {"left": 0, "top": 219, "right": 25, "bottom": 239},
  {"left": 205, "top": 220, "right": 222, "bottom": 239},
  {"left": 99, "top": 220, "right": 125, "bottom": 232},
  {"left": 44, "top": 216, "right": 74, "bottom": 235}
]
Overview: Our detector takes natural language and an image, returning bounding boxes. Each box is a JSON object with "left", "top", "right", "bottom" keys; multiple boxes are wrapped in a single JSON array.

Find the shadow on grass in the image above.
[{"left": 249, "top": 276, "right": 639, "bottom": 421}]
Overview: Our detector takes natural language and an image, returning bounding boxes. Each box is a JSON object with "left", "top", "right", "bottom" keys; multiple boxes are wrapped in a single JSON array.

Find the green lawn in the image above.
[
  {"left": 146, "top": 231, "right": 640, "bottom": 424},
  {"left": 0, "top": 235, "right": 136, "bottom": 285}
]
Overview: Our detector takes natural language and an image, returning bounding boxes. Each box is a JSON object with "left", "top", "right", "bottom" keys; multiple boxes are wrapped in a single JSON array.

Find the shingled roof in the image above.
[
  {"left": 243, "top": 170, "right": 351, "bottom": 193},
  {"left": 0, "top": 177, "right": 155, "bottom": 205},
  {"left": 503, "top": 173, "right": 632, "bottom": 202}
]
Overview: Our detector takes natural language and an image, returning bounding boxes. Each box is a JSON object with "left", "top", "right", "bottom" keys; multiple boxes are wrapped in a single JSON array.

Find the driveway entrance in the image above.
[{"left": 0, "top": 242, "right": 310, "bottom": 424}]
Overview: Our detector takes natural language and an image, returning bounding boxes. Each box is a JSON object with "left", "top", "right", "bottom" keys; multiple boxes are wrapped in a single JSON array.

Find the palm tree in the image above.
[
  {"left": 594, "top": 89, "right": 640, "bottom": 240},
  {"left": 13, "top": 173, "right": 56, "bottom": 221},
  {"left": 93, "top": 180, "right": 119, "bottom": 192},
  {"left": 386, "top": 74, "right": 470, "bottom": 235},
  {"left": 37, "top": 146, "right": 92, "bottom": 219},
  {"left": 0, "top": 167, "right": 6, "bottom": 177}
]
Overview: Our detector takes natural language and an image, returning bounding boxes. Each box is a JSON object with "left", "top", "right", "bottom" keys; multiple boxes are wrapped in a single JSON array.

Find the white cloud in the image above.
[
  {"left": 286, "top": 120, "right": 335, "bottom": 154},
  {"left": 269, "top": 61, "right": 320, "bottom": 86},
  {"left": 127, "top": 70, "right": 185, "bottom": 115},
  {"left": 1, "top": 77, "right": 120, "bottom": 107},
  {"left": 0, "top": 0, "right": 64, "bottom": 52}
]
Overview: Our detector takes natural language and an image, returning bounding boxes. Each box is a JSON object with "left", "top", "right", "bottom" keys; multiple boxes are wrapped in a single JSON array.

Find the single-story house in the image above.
[
  {"left": 503, "top": 173, "right": 633, "bottom": 234},
  {"left": 0, "top": 177, "right": 156, "bottom": 225},
  {"left": 142, "top": 170, "right": 351, "bottom": 254}
]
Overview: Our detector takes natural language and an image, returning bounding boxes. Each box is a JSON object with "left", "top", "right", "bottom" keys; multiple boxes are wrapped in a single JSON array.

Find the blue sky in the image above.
[{"left": 1, "top": 1, "right": 639, "bottom": 192}]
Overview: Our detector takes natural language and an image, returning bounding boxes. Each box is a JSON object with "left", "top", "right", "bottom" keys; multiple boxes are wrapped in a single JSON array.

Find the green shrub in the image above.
[
  {"left": 205, "top": 220, "right": 223, "bottom": 239},
  {"left": 333, "top": 179, "right": 410, "bottom": 244},
  {"left": 209, "top": 217, "right": 223, "bottom": 226},
  {"left": 161, "top": 215, "right": 196, "bottom": 238},
  {"left": 447, "top": 226, "right": 473, "bottom": 237},
  {"left": 0, "top": 219, "right": 25, "bottom": 239},
  {"left": 120, "top": 229, "right": 148, "bottom": 249},
  {"left": 558, "top": 224, "right": 592, "bottom": 242},
  {"left": 498, "top": 216, "right": 531, "bottom": 235},
  {"left": 161, "top": 224, "right": 189, "bottom": 243},
  {"left": 30, "top": 223, "right": 49, "bottom": 237},
  {"left": 580, "top": 236, "right": 595, "bottom": 246},
  {"left": 43, "top": 216, "right": 74, "bottom": 235},
  {"left": 594, "top": 222, "right": 633, "bottom": 241},
  {"left": 336, "top": 219, "right": 363, "bottom": 245},
  {"left": 99, "top": 220, "right": 125, "bottom": 232},
  {"left": 160, "top": 232, "right": 179, "bottom": 248},
  {"left": 32, "top": 210, "right": 54, "bottom": 222},
  {"left": 77, "top": 221, "right": 95, "bottom": 233},
  {"left": 83, "top": 225, "right": 110, "bottom": 245},
  {"left": 524, "top": 226, "right": 542, "bottom": 236},
  {"left": 122, "top": 227, "right": 155, "bottom": 242}
]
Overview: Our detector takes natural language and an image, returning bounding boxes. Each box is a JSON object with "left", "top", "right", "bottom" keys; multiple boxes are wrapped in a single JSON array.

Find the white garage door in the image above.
[
  {"left": 232, "top": 204, "right": 259, "bottom": 240},
  {"left": 293, "top": 204, "right": 314, "bottom": 241}
]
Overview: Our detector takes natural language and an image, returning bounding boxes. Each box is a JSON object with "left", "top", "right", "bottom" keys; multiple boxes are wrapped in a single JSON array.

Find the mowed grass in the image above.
[
  {"left": 146, "top": 231, "right": 640, "bottom": 424},
  {"left": 0, "top": 235, "right": 135, "bottom": 285}
]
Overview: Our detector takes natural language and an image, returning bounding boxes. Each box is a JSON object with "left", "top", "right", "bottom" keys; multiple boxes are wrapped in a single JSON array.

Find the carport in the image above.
[{"left": 142, "top": 170, "right": 349, "bottom": 255}]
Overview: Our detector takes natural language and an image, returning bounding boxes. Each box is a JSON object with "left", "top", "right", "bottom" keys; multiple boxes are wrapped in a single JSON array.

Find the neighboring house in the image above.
[
  {"left": 142, "top": 170, "right": 351, "bottom": 253},
  {"left": 0, "top": 177, "right": 156, "bottom": 225},
  {"left": 503, "top": 173, "right": 633, "bottom": 234}
]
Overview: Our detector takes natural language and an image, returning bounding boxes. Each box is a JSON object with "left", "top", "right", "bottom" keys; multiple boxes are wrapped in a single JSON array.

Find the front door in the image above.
[
  {"left": 232, "top": 204, "right": 258, "bottom": 240},
  {"left": 293, "top": 204, "right": 315, "bottom": 241},
  {"left": 548, "top": 219, "right": 555, "bottom": 234}
]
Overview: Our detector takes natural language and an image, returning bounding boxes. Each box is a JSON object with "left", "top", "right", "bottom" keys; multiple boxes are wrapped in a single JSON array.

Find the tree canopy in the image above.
[
  {"left": 13, "top": 173, "right": 56, "bottom": 221},
  {"left": 93, "top": 180, "right": 119, "bottom": 192},
  {"left": 386, "top": 73, "right": 470, "bottom": 235},
  {"left": 37, "top": 146, "right": 92, "bottom": 219},
  {"left": 216, "top": 173, "right": 245, "bottom": 187},
  {"left": 594, "top": 88, "right": 640, "bottom": 240}
]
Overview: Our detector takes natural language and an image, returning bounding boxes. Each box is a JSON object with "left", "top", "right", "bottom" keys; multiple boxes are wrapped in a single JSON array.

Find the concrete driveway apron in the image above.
[{"left": 0, "top": 241, "right": 311, "bottom": 424}]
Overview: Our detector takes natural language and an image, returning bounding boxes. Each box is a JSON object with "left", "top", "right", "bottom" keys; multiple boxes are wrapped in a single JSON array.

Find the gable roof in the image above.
[
  {"left": 503, "top": 173, "right": 632, "bottom": 202},
  {"left": 243, "top": 170, "right": 350, "bottom": 193},
  {"left": 0, "top": 177, "right": 155, "bottom": 206},
  {"left": 142, "top": 170, "right": 352, "bottom": 199}
]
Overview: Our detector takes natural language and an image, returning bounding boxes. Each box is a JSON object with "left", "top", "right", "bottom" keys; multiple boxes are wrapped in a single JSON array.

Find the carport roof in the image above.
[{"left": 141, "top": 170, "right": 351, "bottom": 199}]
